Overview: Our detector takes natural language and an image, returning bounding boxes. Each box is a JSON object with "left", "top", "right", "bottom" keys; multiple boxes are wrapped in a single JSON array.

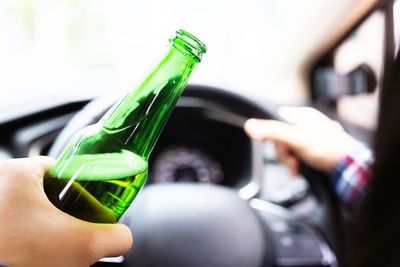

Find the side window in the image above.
[
  {"left": 334, "top": 12, "right": 384, "bottom": 132},
  {"left": 311, "top": 9, "right": 388, "bottom": 143},
  {"left": 394, "top": 0, "right": 400, "bottom": 54}
]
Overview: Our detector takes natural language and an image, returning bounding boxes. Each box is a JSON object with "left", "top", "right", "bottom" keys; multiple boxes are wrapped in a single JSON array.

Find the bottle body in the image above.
[
  {"left": 44, "top": 125, "right": 148, "bottom": 223},
  {"left": 44, "top": 30, "right": 206, "bottom": 223}
]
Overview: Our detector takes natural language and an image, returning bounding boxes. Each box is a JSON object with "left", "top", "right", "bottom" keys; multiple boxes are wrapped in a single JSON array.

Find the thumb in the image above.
[
  {"left": 244, "top": 119, "right": 301, "bottom": 149},
  {"left": 87, "top": 223, "right": 133, "bottom": 259}
]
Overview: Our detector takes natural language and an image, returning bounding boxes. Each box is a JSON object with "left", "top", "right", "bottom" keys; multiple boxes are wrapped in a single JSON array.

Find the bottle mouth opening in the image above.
[{"left": 171, "top": 29, "right": 207, "bottom": 62}]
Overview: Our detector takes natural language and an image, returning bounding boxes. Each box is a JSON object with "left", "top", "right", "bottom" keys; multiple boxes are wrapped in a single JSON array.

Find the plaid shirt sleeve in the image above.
[{"left": 332, "top": 144, "right": 373, "bottom": 211}]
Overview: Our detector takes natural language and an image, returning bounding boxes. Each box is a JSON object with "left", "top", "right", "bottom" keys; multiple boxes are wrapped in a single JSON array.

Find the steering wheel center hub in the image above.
[{"left": 121, "top": 184, "right": 268, "bottom": 267}]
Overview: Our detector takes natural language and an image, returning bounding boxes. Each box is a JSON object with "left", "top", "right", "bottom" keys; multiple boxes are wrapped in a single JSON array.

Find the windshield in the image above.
[{"left": 0, "top": 0, "right": 363, "bottom": 119}]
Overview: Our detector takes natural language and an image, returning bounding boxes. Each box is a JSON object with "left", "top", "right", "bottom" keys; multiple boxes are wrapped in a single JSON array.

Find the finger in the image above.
[
  {"left": 0, "top": 156, "right": 55, "bottom": 184},
  {"left": 287, "top": 156, "right": 300, "bottom": 176},
  {"left": 28, "top": 156, "right": 56, "bottom": 189},
  {"left": 273, "top": 143, "right": 299, "bottom": 176},
  {"left": 30, "top": 156, "right": 56, "bottom": 177},
  {"left": 87, "top": 223, "right": 133, "bottom": 259},
  {"left": 278, "top": 106, "right": 332, "bottom": 126},
  {"left": 244, "top": 119, "right": 301, "bottom": 149},
  {"left": 275, "top": 142, "right": 291, "bottom": 162},
  {"left": 275, "top": 144, "right": 295, "bottom": 171}
]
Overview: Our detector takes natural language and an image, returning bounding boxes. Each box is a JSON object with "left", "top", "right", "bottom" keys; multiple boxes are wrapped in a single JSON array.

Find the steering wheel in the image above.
[{"left": 48, "top": 85, "right": 343, "bottom": 267}]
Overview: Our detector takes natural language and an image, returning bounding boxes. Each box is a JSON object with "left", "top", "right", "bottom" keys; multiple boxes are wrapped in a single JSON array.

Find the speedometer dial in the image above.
[{"left": 152, "top": 145, "right": 224, "bottom": 184}]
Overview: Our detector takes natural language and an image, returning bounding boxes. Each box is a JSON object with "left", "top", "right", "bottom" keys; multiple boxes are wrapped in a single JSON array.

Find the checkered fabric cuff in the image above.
[{"left": 332, "top": 144, "right": 373, "bottom": 211}]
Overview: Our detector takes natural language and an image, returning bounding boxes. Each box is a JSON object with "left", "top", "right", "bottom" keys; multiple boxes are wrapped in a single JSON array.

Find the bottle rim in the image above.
[{"left": 171, "top": 29, "right": 207, "bottom": 62}]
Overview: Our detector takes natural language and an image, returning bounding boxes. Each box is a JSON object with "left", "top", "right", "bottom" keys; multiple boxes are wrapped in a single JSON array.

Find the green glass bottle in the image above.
[{"left": 44, "top": 30, "right": 206, "bottom": 223}]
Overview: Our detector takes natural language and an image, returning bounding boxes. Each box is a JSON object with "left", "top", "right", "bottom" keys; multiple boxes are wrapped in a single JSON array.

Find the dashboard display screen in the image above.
[{"left": 152, "top": 145, "right": 224, "bottom": 184}]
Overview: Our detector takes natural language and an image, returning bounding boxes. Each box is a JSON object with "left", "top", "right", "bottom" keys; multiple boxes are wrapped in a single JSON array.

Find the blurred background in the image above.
[{"left": 0, "top": 0, "right": 399, "bottom": 127}]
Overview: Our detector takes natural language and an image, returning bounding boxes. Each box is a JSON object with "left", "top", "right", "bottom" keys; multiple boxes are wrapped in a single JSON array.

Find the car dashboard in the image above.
[{"left": 0, "top": 85, "right": 336, "bottom": 267}]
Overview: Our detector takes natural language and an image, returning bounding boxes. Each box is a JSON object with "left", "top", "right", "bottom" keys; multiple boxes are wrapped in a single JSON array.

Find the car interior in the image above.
[{"left": 0, "top": 0, "right": 398, "bottom": 266}]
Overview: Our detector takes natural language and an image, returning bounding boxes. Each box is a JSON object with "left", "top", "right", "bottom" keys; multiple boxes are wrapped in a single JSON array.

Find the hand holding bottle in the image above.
[{"left": 0, "top": 157, "right": 132, "bottom": 267}]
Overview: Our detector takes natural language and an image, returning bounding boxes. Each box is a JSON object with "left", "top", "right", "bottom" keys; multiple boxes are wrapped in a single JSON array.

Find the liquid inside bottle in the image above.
[{"left": 45, "top": 150, "right": 147, "bottom": 223}]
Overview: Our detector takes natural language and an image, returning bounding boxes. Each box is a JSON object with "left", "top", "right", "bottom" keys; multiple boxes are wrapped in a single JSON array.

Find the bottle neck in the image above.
[{"left": 100, "top": 45, "right": 198, "bottom": 159}]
